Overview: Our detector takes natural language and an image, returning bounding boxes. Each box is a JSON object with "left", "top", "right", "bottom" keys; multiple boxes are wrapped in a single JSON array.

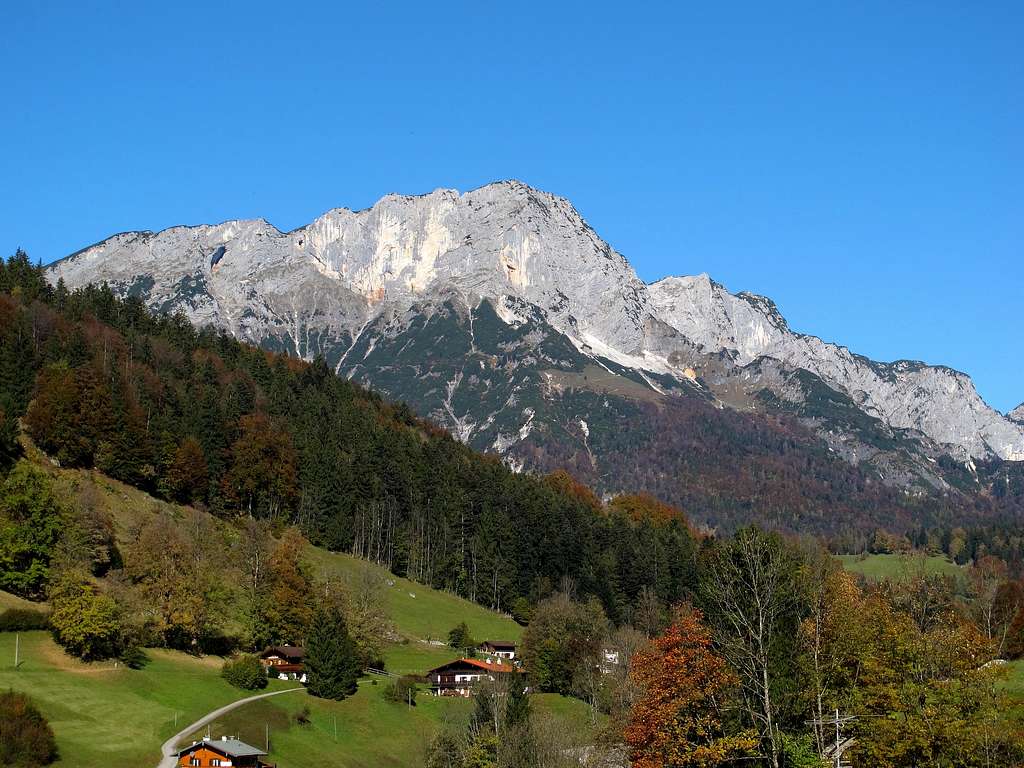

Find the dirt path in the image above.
[{"left": 157, "top": 687, "right": 305, "bottom": 768}]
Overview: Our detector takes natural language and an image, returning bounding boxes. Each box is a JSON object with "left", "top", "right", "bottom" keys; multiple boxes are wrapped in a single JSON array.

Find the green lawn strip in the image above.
[
  {"left": 186, "top": 677, "right": 472, "bottom": 768},
  {"left": 531, "top": 692, "right": 605, "bottom": 737},
  {"left": 999, "top": 659, "right": 1024, "bottom": 717},
  {"left": 0, "top": 632, "right": 289, "bottom": 768},
  {"left": 0, "top": 589, "right": 46, "bottom": 611},
  {"left": 304, "top": 547, "right": 523, "bottom": 644},
  {"left": 382, "top": 640, "right": 459, "bottom": 676},
  {"left": 836, "top": 553, "right": 964, "bottom": 583}
]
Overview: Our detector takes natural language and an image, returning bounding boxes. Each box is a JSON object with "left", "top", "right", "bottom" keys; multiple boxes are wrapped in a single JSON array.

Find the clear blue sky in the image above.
[{"left": 2, "top": 2, "right": 1021, "bottom": 411}]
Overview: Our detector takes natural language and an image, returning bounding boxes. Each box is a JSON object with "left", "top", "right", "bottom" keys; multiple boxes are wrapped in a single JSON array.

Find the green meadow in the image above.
[{"left": 837, "top": 552, "right": 964, "bottom": 583}]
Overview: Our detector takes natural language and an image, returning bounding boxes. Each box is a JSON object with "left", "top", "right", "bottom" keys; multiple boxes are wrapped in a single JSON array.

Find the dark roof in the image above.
[
  {"left": 177, "top": 737, "right": 267, "bottom": 758},
  {"left": 262, "top": 644, "right": 305, "bottom": 659},
  {"left": 480, "top": 640, "right": 516, "bottom": 649}
]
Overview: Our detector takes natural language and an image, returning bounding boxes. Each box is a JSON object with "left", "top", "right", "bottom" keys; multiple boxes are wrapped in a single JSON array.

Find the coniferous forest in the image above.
[{"left": 0, "top": 250, "right": 696, "bottom": 621}]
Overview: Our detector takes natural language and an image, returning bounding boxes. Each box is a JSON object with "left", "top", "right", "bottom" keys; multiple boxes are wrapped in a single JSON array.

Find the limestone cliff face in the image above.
[
  {"left": 648, "top": 275, "right": 1024, "bottom": 461},
  {"left": 49, "top": 180, "right": 1024, "bottom": 466},
  {"left": 1010, "top": 404, "right": 1024, "bottom": 426}
]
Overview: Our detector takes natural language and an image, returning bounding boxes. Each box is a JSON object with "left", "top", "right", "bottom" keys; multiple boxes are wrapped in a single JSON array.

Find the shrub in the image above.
[
  {"left": 0, "top": 690, "right": 58, "bottom": 766},
  {"left": 295, "top": 705, "right": 311, "bottom": 725},
  {"left": 221, "top": 654, "right": 268, "bottom": 690},
  {"left": 511, "top": 596, "right": 533, "bottom": 625},
  {"left": 0, "top": 608, "right": 49, "bottom": 631},
  {"left": 120, "top": 646, "right": 149, "bottom": 670},
  {"left": 383, "top": 675, "right": 419, "bottom": 706},
  {"left": 447, "top": 622, "right": 474, "bottom": 651}
]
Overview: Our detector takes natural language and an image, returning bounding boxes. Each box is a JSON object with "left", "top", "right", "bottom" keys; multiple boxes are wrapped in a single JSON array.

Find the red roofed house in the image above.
[
  {"left": 177, "top": 736, "right": 272, "bottom": 767},
  {"left": 426, "top": 658, "right": 523, "bottom": 697}
]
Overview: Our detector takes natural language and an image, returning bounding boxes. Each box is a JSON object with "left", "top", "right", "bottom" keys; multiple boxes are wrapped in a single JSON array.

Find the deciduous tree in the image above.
[
  {"left": 625, "top": 607, "right": 756, "bottom": 768},
  {"left": 221, "top": 412, "right": 298, "bottom": 518},
  {"left": 47, "top": 571, "right": 123, "bottom": 661},
  {"left": 161, "top": 436, "right": 209, "bottom": 504},
  {"left": 700, "top": 528, "right": 800, "bottom": 768},
  {"left": 0, "top": 461, "right": 68, "bottom": 597}
]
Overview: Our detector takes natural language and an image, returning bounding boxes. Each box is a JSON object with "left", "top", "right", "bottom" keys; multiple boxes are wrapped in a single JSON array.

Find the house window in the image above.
[
  {"left": 212, "top": 760, "right": 222, "bottom": 767},
  {"left": 189, "top": 759, "right": 200, "bottom": 767}
]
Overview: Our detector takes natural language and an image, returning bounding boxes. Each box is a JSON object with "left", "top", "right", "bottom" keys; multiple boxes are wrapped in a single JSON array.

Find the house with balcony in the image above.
[{"left": 176, "top": 736, "right": 273, "bottom": 768}]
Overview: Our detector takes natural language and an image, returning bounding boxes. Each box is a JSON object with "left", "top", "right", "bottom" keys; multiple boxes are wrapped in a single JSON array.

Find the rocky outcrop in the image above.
[{"left": 1010, "top": 403, "right": 1024, "bottom": 425}]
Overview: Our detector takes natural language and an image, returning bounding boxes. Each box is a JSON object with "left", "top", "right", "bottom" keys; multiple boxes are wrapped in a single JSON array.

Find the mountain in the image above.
[
  {"left": 1011, "top": 403, "right": 1024, "bottom": 426},
  {"left": 47, "top": 181, "right": 1024, "bottom": 528},
  {"left": 647, "top": 275, "right": 1024, "bottom": 462}
]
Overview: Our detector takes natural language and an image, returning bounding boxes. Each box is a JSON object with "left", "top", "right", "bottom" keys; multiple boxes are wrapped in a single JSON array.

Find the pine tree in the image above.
[{"left": 305, "top": 605, "right": 360, "bottom": 700}]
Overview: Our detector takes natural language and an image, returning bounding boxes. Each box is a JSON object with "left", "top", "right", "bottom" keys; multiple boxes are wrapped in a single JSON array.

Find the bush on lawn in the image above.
[
  {"left": 0, "top": 608, "right": 49, "bottom": 631},
  {"left": 447, "top": 621, "right": 475, "bottom": 652},
  {"left": 383, "top": 675, "right": 419, "bottom": 706},
  {"left": 221, "top": 653, "right": 268, "bottom": 690},
  {"left": 0, "top": 690, "right": 58, "bottom": 766}
]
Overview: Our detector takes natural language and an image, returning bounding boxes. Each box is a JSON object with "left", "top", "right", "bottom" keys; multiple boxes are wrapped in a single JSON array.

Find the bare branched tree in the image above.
[{"left": 701, "top": 528, "right": 796, "bottom": 768}]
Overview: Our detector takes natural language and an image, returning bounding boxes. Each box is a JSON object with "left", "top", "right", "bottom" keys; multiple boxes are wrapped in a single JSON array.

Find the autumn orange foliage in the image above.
[
  {"left": 609, "top": 492, "right": 693, "bottom": 529},
  {"left": 625, "top": 607, "right": 756, "bottom": 768}
]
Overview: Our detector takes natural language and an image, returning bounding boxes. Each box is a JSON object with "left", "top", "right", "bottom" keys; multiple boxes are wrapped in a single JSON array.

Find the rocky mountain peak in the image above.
[
  {"left": 1010, "top": 403, "right": 1024, "bottom": 425},
  {"left": 47, "top": 181, "right": 1024, "bottom": 464}
]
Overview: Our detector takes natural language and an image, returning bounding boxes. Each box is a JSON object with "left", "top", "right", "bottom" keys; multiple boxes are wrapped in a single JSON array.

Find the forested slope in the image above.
[{"left": 0, "top": 251, "right": 696, "bottom": 621}]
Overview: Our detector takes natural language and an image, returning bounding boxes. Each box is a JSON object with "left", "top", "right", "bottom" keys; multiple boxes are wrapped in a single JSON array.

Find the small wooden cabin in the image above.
[
  {"left": 479, "top": 640, "right": 517, "bottom": 661},
  {"left": 260, "top": 645, "right": 306, "bottom": 682},
  {"left": 177, "top": 737, "right": 272, "bottom": 767}
]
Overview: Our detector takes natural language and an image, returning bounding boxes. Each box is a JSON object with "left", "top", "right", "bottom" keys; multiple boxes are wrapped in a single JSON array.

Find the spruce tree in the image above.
[{"left": 305, "top": 605, "right": 360, "bottom": 700}]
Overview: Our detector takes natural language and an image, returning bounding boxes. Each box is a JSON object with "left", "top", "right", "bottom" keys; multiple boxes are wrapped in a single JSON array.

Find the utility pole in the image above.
[
  {"left": 806, "top": 708, "right": 856, "bottom": 768},
  {"left": 14, "top": 633, "right": 19, "bottom": 669},
  {"left": 265, "top": 723, "right": 269, "bottom": 752}
]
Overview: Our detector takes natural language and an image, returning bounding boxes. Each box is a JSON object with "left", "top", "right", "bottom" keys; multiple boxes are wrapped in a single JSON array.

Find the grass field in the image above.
[
  {"left": 0, "top": 446, "right": 582, "bottom": 767},
  {"left": 0, "top": 629, "right": 484, "bottom": 768},
  {"left": 0, "top": 630, "right": 596, "bottom": 768},
  {"left": 0, "top": 588, "right": 46, "bottom": 611},
  {"left": 837, "top": 553, "right": 964, "bottom": 583},
  {"left": 305, "top": 547, "right": 523, "bottom": 647},
  {"left": 1001, "top": 660, "right": 1024, "bottom": 699},
  {"left": 0, "top": 631, "right": 296, "bottom": 767},
  {"left": 184, "top": 675, "right": 472, "bottom": 768}
]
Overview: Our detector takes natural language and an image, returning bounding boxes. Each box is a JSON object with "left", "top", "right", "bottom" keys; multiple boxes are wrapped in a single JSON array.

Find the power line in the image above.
[{"left": 806, "top": 708, "right": 856, "bottom": 768}]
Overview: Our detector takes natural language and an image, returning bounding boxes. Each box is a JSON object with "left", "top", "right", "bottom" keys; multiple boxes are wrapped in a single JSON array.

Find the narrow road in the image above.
[{"left": 157, "top": 687, "right": 306, "bottom": 768}]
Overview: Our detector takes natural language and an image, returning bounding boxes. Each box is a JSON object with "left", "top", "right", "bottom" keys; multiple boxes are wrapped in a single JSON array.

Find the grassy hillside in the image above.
[
  {"left": 0, "top": 631, "right": 297, "bottom": 767},
  {"left": 27, "top": 438, "right": 523, "bottom": 676},
  {"left": 0, "top": 588, "right": 45, "bottom": 612},
  {"left": 184, "top": 675, "right": 471, "bottom": 768},
  {"left": 304, "top": 548, "right": 523, "bottom": 675},
  {"left": 837, "top": 552, "right": 964, "bottom": 583},
  {"left": 0, "top": 455, "right": 563, "bottom": 767},
  {"left": 306, "top": 547, "right": 522, "bottom": 644},
  {"left": 1003, "top": 659, "right": 1024, "bottom": 692}
]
